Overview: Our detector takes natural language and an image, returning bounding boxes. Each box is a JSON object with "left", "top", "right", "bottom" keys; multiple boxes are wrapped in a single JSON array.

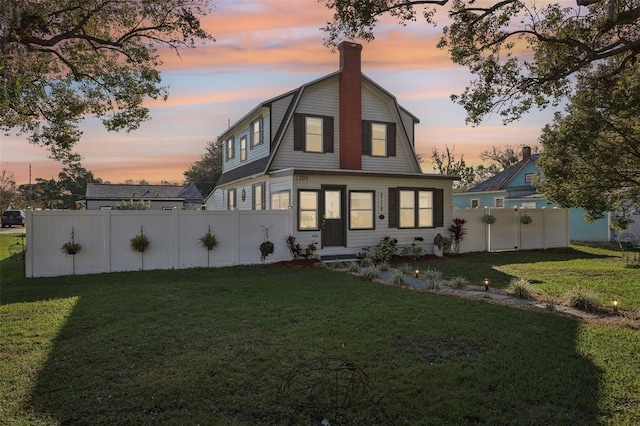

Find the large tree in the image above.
[
  {"left": 430, "top": 145, "right": 476, "bottom": 192},
  {"left": 322, "top": 0, "right": 640, "bottom": 124},
  {"left": 1, "top": 0, "right": 214, "bottom": 163},
  {"left": 57, "top": 162, "right": 102, "bottom": 209},
  {"left": 0, "top": 169, "right": 24, "bottom": 209},
  {"left": 183, "top": 139, "right": 223, "bottom": 197},
  {"left": 536, "top": 62, "right": 640, "bottom": 229}
]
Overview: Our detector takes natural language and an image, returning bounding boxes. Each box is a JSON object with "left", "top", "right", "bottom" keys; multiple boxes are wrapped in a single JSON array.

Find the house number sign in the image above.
[{"left": 295, "top": 175, "right": 309, "bottom": 181}]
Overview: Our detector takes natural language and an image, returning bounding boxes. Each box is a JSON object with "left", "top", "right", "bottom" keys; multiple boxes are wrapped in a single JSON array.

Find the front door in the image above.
[{"left": 321, "top": 186, "right": 346, "bottom": 247}]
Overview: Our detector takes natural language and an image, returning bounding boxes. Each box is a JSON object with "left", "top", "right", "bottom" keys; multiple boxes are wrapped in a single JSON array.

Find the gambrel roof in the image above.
[{"left": 214, "top": 68, "right": 422, "bottom": 188}]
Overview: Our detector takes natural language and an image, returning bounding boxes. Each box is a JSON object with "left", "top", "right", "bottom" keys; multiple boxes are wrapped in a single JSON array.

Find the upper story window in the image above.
[
  {"left": 362, "top": 121, "right": 396, "bottom": 157},
  {"left": 471, "top": 199, "right": 479, "bottom": 209},
  {"left": 250, "top": 116, "right": 264, "bottom": 148},
  {"left": 293, "top": 113, "right": 334, "bottom": 154},
  {"left": 389, "top": 188, "right": 444, "bottom": 229},
  {"left": 240, "top": 136, "right": 247, "bottom": 162},
  {"left": 525, "top": 172, "right": 539, "bottom": 184},
  {"left": 225, "top": 137, "right": 235, "bottom": 161},
  {"left": 495, "top": 197, "right": 505, "bottom": 208}
]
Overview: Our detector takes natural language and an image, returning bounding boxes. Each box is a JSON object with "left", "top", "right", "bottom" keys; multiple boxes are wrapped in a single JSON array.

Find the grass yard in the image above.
[{"left": 1, "top": 235, "right": 639, "bottom": 425}]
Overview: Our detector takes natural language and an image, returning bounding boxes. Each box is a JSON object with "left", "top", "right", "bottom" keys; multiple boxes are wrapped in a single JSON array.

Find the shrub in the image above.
[
  {"left": 360, "top": 257, "right": 374, "bottom": 267},
  {"left": 449, "top": 276, "right": 469, "bottom": 289},
  {"left": 396, "top": 263, "right": 413, "bottom": 275},
  {"left": 346, "top": 262, "right": 360, "bottom": 273},
  {"left": 448, "top": 218, "right": 467, "bottom": 254},
  {"left": 392, "top": 271, "right": 406, "bottom": 286},
  {"left": 400, "top": 242, "right": 424, "bottom": 260},
  {"left": 378, "top": 261, "right": 391, "bottom": 272},
  {"left": 373, "top": 236, "right": 397, "bottom": 263},
  {"left": 507, "top": 277, "right": 535, "bottom": 300},
  {"left": 564, "top": 286, "right": 601, "bottom": 311},
  {"left": 422, "top": 267, "right": 443, "bottom": 290},
  {"left": 359, "top": 266, "right": 379, "bottom": 280}
]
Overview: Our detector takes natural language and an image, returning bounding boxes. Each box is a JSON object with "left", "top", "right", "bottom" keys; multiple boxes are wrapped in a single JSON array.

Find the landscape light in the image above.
[
  {"left": 414, "top": 269, "right": 420, "bottom": 278},
  {"left": 484, "top": 278, "right": 489, "bottom": 291},
  {"left": 613, "top": 299, "right": 618, "bottom": 313}
]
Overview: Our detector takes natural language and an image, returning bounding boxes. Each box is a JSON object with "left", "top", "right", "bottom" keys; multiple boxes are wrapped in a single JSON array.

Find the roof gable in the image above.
[{"left": 468, "top": 154, "right": 540, "bottom": 192}]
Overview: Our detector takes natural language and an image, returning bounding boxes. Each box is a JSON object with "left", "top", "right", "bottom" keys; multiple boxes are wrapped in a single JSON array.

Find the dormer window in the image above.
[
  {"left": 225, "top": 137, "right": 235, "bottom": 161},
  {"left": 293, "top": 114, "right": 334, "bottom": 153},
  {"left": 240, "top": 136, "right": 247, "bottom": 161},
  {"left": 250, "top": 116, "right": 263, "bottom": 148},
  {"left": 362, "top": 121, "right": 396, "bottom": 157}
]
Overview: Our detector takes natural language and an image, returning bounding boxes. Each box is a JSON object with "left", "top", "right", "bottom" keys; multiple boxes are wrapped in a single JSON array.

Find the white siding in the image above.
[
  {"left": 290, "top": 173, "right": 453, "bottom": 256},
  {"left": 271, "top": 78, "right": 341, "bottom": 170}
]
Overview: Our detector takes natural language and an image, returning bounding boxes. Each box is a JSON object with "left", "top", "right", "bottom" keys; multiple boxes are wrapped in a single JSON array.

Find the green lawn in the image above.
[{"left": 1, "top": 235, "right": 639, "bottom": 425}]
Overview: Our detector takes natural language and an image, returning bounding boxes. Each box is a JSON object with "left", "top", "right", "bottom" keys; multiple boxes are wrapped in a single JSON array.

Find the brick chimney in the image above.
[
  {"left": 522, "top": 146, "right": 532, "bottom": 160},
  {"left": 338, "top": 41, "right": 362, "bottom": 170}
]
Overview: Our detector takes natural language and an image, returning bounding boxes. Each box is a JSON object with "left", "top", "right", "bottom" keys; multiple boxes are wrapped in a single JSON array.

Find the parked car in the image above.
[{"left": 1, "top": 210, "right": 26, "bottom": 227}]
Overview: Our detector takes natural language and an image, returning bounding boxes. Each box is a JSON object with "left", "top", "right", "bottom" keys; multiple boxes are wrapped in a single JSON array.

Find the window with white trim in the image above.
[
  {"left": 349, "top": 191, "right": 375, "bottom": 230},
  {"left": 471, "top": 199, "right": 479, "bottom": 208},
  {"left": 270, "top": 190, "right": 290, "bottom": 210},
  {"left": 252, "top": 182, "right": 265, "bottom": 210},
  {"left": 298, "top": 190, "right": 319, "bottom": 230},
  {"left": 240, "top": 136, "right": 247, "bottom": 162},
  {"left": 227, "top": 189, "right": 236, "bottom": 210},
  {"left": 250, "top": 116, "right": 263, "bottom": 148},
  {"left": 293, "top": 114, "right": 334, "bottom": 153},
  {"left": 495, "top": 198, "right": 505, "bottom": 208},
  {"left": 389, "top": 188, "right": 442, "bottom": 229},
  {"left": 225, "top": 137, "right": 235, "bottom": 161}
]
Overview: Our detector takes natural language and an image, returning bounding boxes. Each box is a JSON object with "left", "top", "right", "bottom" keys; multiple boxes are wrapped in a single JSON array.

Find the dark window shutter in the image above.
[
  {"left": 293, "top": 114, "right": 304, "bottom": 151},
  {"left": 231, "top": 136, "right": 235, "bottom": 159},
  {"left": 434, "top": 188, "right": 444, "bottom": 227},
  {"left": 362, "top": 120, "right": 371, "bottom": 155},
  {"left": 261, "top": 182, "right": 266, "bottom": 207},
  {"left": 259, "top": 116, "right": 264, "bottom": 145},
  {"left": 251, "top": 184, "right": 256, "bottom": 209},
  {"left": 388, "top": 188, "right": 398, "bottom": 228},
  {"left": 387, "top": 122, "right": 396, "bottom": 157},
  {"left": 249, "top": 121, "right": 255, "bottom": 149},
  {"left": 323, "top": 116, "right": 334, "bottom": 153}
]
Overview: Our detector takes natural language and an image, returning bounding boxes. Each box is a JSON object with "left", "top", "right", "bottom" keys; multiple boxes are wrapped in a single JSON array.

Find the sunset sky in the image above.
[{"left": 1, "top": 0, "right": 565, "bottom": 186}]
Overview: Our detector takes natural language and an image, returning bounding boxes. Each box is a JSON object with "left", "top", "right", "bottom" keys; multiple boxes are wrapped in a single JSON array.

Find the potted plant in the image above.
[
  {"left": 61, "top": 228, "right": 82, "bottom": 275},
  {"left": 199, "top": 226, "right": 218, "bottom": 267},
  {"left": 130, "top": 227, "right": 150, "bottom": 270},
  {"left": 259, "top": 225, "right": 274, "bottom": 262},
  {"left": 433, "top": 233, "right": 444, "bottom": 257},
  {"left": 482, "top": 213, "right": 497, "bottom": 225},
  {"left": 521, "top": 214, "right": 533, "bottom": 225}
]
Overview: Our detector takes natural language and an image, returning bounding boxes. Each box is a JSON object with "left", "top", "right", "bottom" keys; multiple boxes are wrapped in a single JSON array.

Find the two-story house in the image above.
[{"left": 206, "top": 42, "right": 458, "bottom": 258}]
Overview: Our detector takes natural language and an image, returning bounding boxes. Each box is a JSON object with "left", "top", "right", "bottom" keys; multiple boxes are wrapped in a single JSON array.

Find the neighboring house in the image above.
[
  {"left": 453, "top": 147, "right": 614, "bottom": 242},
  {"left": 85, "top": 183, "right": 203, "bottom": 211},
  {"left": 206, "top": 41, "right": 458, "bottom": 258}
]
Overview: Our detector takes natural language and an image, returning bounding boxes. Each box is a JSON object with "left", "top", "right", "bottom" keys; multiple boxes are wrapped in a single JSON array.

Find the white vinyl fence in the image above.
[
  {"left": 454, "top": 208, "right": 570, "bottom": 253},
  {"left": 26, "top": 210, "right": 293, "bottom": 278}
]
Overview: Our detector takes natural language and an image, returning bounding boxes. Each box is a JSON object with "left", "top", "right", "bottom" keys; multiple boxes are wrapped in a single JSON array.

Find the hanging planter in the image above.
[
  {"left": 199, "top": 226, "right": 218, "bottom": 267},
  {"left": 130, "top": 227, "right": 150, "bottom": 270},
  {"left": 521, "top": 214, "right": 533, "bottom": 225},
  {"left": 481, "top": 214, "right": 497, "bottom": 225},
  {"left": 259, "top": 225, "right": 274, "bottom": 262},
  {"left": 61, "top": 227, "right": 82, "bottom": 275}
]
